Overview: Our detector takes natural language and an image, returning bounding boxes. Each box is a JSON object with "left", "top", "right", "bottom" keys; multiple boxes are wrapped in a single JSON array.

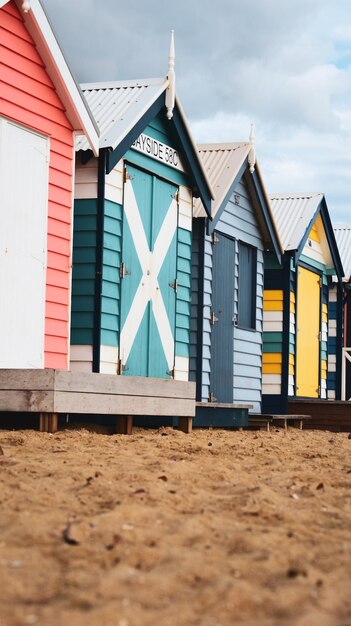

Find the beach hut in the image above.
[
  {"left": 0, "top": 0, "right": 99, "bottom": 371},
  {"left": 262, "top": 193, "right": 344, "bottom": 414},
  {"left": 190, "top": 138, "right": 282, "bottom": 427},
  {"left": 333, "top": 225, "right": 351, "bottom": 400},
  {"left": 71, "top": 36, "right": 213, "bottom": 397}
]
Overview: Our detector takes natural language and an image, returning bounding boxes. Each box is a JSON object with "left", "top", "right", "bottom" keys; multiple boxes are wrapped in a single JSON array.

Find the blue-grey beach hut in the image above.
[{"left": 190, "top": 136, "right": 282, "bottom": 427}]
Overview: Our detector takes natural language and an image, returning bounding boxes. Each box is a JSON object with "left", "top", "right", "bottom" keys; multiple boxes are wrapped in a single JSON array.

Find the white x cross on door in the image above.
[{"left": 119, "top": 165, "right": 178, "bottom": 378}]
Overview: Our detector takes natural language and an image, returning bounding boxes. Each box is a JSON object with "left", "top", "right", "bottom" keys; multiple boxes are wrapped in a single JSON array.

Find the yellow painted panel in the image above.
[
  {"left": 263, "top": 353, "right": 282, "bottom": 364},
  {"left": 290, "top": 302, "right": 295, "bottom": 314},
  {"left": 322, "top": 303, "right": 328, "bottom": 324},
  {"left": 263, "top": 300, "right": 283, "bottom": 311},
  {"left": 296, "top": 267, "right": 320, "bottom": 397},
  {"left": 309, "top": 223, "right": 320, "bottom": 243},
  {"left": 264, "top": 290, "right": 283, "bottom": 301},
  {"left": 289, "top": 354, "right": 295, "bottom": 365},
  {"left": 290, "top": 292, "right": 295, "bottom": 304},
  {"left": 289, "top": 363, "right": 294, "bottom": 375},
  {"left": 321, "top": 359, "right": 327, "bottom": 379},
  {"left": 263, "top": 363, "right": 282, "bottom": 374},
  {"left": 322, "top": 303, "right": 327, "bottom": 314}
]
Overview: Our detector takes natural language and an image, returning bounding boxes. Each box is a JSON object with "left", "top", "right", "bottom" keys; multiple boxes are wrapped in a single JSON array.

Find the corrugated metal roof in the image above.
[
  {"left": 334, "top": 224, "right": 351, "bottom": 280},
  {"left": 194, "top": 142, "right": 251, "bottom": 218},
  {"left": 268, "top": 192, "right": 323, "bottom": 251},
  {"left": 76, "top": 77, "right": 168, "bottom": 151}
]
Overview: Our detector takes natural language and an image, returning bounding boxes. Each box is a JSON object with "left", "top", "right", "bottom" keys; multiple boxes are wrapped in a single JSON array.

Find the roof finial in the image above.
[
  {"left": 165, "top": 30, "right": 175, "bottom": 120},
  {"left": 22, "top": 0, "right": 31, "bottom": 12},
  {"left": 248, "top": 123, "right": 256, "bottom": 174}
]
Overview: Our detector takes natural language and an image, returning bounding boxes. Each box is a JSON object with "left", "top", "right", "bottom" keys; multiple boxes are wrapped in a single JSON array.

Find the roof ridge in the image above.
[
  {"left": 81, "top": 77, "right": 166, "bottom": 91},
  {"left": 197, "top": 141, "right": 249, "bottom": 151}
]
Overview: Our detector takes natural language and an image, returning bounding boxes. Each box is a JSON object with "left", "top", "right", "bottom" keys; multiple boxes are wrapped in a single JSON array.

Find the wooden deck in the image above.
[
  {"left": 288, "top": 399, "right": 351, "bottom": 432},
  {"left": 0, "top": 370, "right": 195, "bottom": 434},
  {"left": 194, "top": 402, "right": 251, "bottom": 428},
  {"left": 248, "top": 414, "right": 310, "bottom": 431}
]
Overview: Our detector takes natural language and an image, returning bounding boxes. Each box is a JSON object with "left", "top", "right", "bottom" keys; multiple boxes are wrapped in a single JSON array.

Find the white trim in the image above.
[
  {"left": 100, "top": 345, "right": 119, "bottom": 374},
  {"left": 174, "top": 356, "right": 189, "bottom": 381},
  {"left": 70, "top": 344, "right": 93, "bottom": 372}
]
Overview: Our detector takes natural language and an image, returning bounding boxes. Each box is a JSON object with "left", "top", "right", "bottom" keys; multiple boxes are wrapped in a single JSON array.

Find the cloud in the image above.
[{"left": 42, "top": 0, "right": 351, "bottom": 223}]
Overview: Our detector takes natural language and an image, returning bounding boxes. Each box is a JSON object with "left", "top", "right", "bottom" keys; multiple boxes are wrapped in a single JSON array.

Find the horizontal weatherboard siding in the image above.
[
  {"left": 101, "top": 200, "right": 122, "bottom": 348},
  {"left": 71, "top": 199, "right": 98, "bottom": 345},
  {"left": 1, "top": 1, "right": 75, "bottom": 369}
]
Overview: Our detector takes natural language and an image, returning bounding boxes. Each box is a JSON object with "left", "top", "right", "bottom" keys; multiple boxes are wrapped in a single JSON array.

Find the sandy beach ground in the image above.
[{"left": 0, "top": 425, "right": 350, "bottom": 626}]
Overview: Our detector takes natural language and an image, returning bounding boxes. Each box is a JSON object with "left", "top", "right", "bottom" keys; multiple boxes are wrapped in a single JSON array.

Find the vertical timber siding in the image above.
[{"left": 1, "top": 1, "right": 74, "bottom": 369}]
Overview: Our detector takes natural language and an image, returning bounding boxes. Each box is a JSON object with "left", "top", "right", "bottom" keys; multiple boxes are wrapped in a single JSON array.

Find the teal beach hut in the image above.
[{"left": 71, "top": 37, "right": 213, "bottom": 387}]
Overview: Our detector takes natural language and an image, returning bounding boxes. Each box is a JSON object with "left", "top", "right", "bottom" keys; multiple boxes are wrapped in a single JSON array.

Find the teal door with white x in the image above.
[{"left": 119, "top": 163, "right": 178, "bottom": 378}]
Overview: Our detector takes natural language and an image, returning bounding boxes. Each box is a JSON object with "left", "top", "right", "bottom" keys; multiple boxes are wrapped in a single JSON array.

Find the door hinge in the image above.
[
  {"left": 318, "top": 277, "right": 322, "bottom": 288},
  {"left": 209, "top": 392, "right": 217, "bottom": 402},
  {"left": 172, "top": 190, "right": 179, "bottom": 203},
  {"left": 169, "top": 278, "right": 178, "bottom": 292},
  {"left": 119, "top": 262, "right": 131, "bottom": 279},
  {"left": 211, "top": 232, "right": 219, "bottom": 246},
  {"left": 210, "top": 309, "right": 218, "bottom": 325},
  {"left": 117, "top": 359, "right": 129, "bottom": 375},
  {"left": 316, "top": 385, "right": 321, "bottom": 395},
  {"left": 317, "top": 331, "right": 322, "bottom": 341},
  {"left": 166, "top": 367, "right": 175, "bottom": 378},
  {"left": 123, "top": 168, "right": 133, "bottom": 183}
]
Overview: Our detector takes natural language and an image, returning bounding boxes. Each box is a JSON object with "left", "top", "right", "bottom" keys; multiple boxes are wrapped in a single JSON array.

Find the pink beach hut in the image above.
[{"left": 0, "top": 0, "right": 99, "bottom": 370}]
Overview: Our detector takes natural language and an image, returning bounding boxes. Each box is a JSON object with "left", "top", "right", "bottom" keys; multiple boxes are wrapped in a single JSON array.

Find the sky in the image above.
[{"left": 42, "top": 0, "right": 351, "bottom": 224}]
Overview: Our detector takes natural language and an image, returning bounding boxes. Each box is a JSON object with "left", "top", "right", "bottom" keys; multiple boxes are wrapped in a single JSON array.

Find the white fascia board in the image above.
[
  {"left": 18, "top": 0, "right": 99, "bottom": 155},
  {"left": 101, "top": 79, "right": 168, "bottom": 152}
]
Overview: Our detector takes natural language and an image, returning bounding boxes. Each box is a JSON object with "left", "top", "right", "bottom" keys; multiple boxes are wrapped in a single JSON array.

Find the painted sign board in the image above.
[{"left": 131, "top": 133, "right": 185, "bottom": 172}]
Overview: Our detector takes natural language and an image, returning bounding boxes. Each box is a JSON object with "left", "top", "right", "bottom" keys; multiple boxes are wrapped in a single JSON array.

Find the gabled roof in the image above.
[
  {"left": 76, "top": 78, "right": 214, "bottom": 216},
  {"left": 193, "top": 142, "right": 251, "bottom": 218},
  {"left": 334, "top": 224, "right": 351, "bottom": 281},
  {"left": 1, "top": 0, "right": 99, "bottom": 155},
  {"left": 269, "top": 192, "right": 343, "bottom": 279},
  {"left": 269, "top": 192, "right": 324, "bottom": 251},
  {"left": 194, "top": 142, "right": 283, "bottom": 260},
  {"left": 76, "top": 78, "right": 168, "bottom": 152}
]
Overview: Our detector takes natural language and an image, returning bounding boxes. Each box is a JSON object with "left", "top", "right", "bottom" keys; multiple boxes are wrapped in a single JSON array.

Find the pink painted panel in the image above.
[
  {"left": 49, "top": 167, "right": 72, "bottom": 193},
  {"left": 47, "top": 251, "right": 70, "bottom": 273},
  {"left": 1, "top": 1, "right": 75, "bottom": 370},
  {"left": 2, "top": 83, "right": 72, "bottom": 129},
  {"left": 46, "top": 285, "right": 70, "bottom": 306},
  {"left": 45, "top": 353, "right": 67, "bottom": 370},
  {"left": 2, "top": 47, "right": 53, "bottom": 87},
  {"left": 2, "top": 65, "right": 65, "bottom": 110},
  {"left": 48, "top": 184, "right": 72, "bottom": 209},
  {"left": 50, "top": 138, "right": 74, "bottom": 159},
  {"left": 46, "top": 302, "right": 69, "bottom": 322},
  {"left": 1, "top": 6, "right": 33, "bottom": 42},
  {"left": 45, "top": 335, "right": 68, "bottom": 353},
  {"left": 50, "top": 150, "right": 73, "bottom": 176},
  {"left": 2, "top": 2, "right": 21, "bottom": 18},
  {"left": 47, "top": 217, "right": 71, "bottom": 241},
  {"left": 47, "top": 234, "right": 71, "bottom": 257},
  {"left": 46, "top": 267, "right": 69, "bottom": 289},
  {"left": 48, "top": 203, "right": 71, "bottom": 225},
  {"left": 45, "top": 318, "right": 69, "bottom": 338}
]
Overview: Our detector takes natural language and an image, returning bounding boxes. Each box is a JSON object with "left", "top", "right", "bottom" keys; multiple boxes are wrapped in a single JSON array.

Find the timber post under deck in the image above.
[{"left": 0, "top": 370, "right": 196, "bottom": 435}]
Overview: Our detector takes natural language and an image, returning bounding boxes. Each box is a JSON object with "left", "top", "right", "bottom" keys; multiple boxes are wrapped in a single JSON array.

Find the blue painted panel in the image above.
[{"left": 210, "top": 233, "right": 235, "bottom": 402}]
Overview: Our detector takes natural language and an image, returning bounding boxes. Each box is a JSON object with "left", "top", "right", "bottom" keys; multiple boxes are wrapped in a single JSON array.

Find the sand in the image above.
[{"left": 0, "top": 425, "right": 350, "bottom": 626}]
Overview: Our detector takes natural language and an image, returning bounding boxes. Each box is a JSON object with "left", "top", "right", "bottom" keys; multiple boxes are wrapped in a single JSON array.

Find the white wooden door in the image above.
[{"left": 0, "top": 119, "right": 49, "bottom": 368}]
